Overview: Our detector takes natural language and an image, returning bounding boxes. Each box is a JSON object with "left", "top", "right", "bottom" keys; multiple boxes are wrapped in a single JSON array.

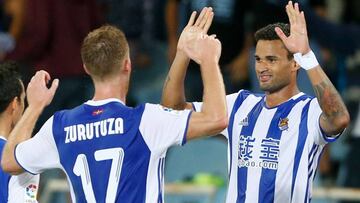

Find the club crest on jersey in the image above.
[
  {"left": 92, "top": 109, "right": 104, "bottom": 116},
  {"left": 278, "top": 118, "right": 289, "bottom": 131},
  {"left": 239, "top": 116, "right": 249, "bottom": 126}
]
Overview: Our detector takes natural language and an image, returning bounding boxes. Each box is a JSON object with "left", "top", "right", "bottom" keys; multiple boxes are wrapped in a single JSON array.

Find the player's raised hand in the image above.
[
  {"left": 177, "top": 7, "right": 214, "bottom": 53},
  {"left": 275, "top": 1, "right": 311, "bottom": 54},
  {"left": 26, "top": 70, "right": 59, "bottom": 109},
  {"left": 183, "top": 34, "right": 221, "bottom": 65}
]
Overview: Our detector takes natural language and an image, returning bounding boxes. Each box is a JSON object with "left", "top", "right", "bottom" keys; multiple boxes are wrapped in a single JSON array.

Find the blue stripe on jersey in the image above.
[
  {"left": 181, "top": 111, "right": 193, "bottom": 146},
  {"left": 0, "top": 139, "right": 10, "bottom": 203},
  {"left": 304, "top": 145, "right": 320, "bottom": 203},
  {"left": 313, "top": 147, "right": 325, "bottom": 181},
  {"left": 308, "top": 145, "right": 319, "bottom": 171},
  {"left": 307, "top": 147, "right": 325, "bottom": 203},
  {"left": 228, "top": 90, "right": 252, "bottom": 178},
  {"left": 52, "top": 102, "right": 150, "bottom": 202},
  {"left": 291, "top": 100, "right": 311, "bottom": 201},
  {"left": 258, "top": 95, "right": 310, "bottom": 203},
  {"left": 157, "top": 157, "right": 165, "bottom": 203},
  {"left": 161, "top": 158, "right": 165, "bottom": 202},
  {"left": 237, "top": 98, "right": 264, "bottom": 203}
]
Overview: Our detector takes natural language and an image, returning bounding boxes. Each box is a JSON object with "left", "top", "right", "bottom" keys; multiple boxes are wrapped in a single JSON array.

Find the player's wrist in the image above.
[
  {"left": 175, "top": 49, "right": 189, "bottom": 59},
  {"left": 26, "top": 104, "right": 45, "bottom": 116},
  {"left": 200, "top": 59, "right": 219, "bottom": 67},
  {"left": 293, "top": 50, "right": 319, "bottom": 70}
]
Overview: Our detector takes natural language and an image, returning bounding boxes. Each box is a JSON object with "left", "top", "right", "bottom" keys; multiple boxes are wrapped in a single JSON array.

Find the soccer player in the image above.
[
  {"left": 162, "top": 2, "right": 350, "bottom": 203},
  {"left": 0, "top": 62, "right": 39, "bottom": 203},
  {"left": 1, "top": 9, "right": 228, "bottom": 202}
]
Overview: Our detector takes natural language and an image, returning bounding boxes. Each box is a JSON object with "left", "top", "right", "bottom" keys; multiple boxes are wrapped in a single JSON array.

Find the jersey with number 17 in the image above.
[{"left": 14, "top": 99, "right": 192, "bottom": 203}]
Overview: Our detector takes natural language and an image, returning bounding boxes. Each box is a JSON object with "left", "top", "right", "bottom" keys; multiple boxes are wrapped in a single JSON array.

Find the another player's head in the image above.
[
  {"left": 0, "top": 61, "right": 25, "bottom": 129},
  {"left": 81, "top": 25, "right": 130, "bottom": 83},
  {"left": 254, "top": 23, "right": 299, "bottom": 93}
]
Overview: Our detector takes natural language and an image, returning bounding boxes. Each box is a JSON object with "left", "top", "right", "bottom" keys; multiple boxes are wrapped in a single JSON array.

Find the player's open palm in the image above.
[
  {"left": 184, "top": 34, "right": 221, "bottom": 65},
  {"left": 177, "top": 7, "right": 214, "bottom": 52},
  {"left": 275, "top": 1, "right": 311, "bottom": 54},
  {"left": 26, "top": 70, "right": 59, "bottom": 109}
]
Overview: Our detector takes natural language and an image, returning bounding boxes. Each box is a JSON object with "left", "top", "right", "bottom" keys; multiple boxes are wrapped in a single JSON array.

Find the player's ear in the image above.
[
  {"left": 83, "top": 64, "right": 90, "bottom": 75},
  {"left": 123, "top": 58, "right": 131, "bottom": 73},
  {"left": 9, "top": 96, "right": 20, "bottom": 115},
  {"left": 291, "top": 57, "right": 300, "bottom": 72}
]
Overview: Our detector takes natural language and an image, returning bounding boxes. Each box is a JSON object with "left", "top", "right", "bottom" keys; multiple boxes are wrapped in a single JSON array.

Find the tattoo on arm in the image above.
[{"left": 313, "top": 79, "right": 346, "bottom": 122}]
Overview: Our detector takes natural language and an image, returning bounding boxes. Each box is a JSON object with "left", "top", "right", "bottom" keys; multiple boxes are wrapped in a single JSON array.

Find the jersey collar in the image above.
[
  {"left": 85, "top": 98, "right": 125, "bottom": 106},
  {"left": 0, "top": 135, "right": 7, "bottom": 141}
]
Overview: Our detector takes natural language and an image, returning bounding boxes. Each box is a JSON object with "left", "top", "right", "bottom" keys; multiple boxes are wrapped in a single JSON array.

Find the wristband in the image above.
[{"left": 293, "top": 51, "right": 319, "bottom": 70}]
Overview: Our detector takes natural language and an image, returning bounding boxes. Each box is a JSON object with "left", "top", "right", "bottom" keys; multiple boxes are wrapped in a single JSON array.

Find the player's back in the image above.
[{"left": 49, "top": 99, "right": 191, "bottom": 202}]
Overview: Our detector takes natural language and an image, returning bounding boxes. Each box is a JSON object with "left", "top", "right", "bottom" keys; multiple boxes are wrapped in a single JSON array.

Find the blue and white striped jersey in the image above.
[
  {"left": 15, "top": 99, "right": 191, "bottom": 203},
  {"left": 193, "top": 90, "right": 338, "bottom": 203},
  {"left": 0, "top": 136, "right": 39, "bottom": 203}
]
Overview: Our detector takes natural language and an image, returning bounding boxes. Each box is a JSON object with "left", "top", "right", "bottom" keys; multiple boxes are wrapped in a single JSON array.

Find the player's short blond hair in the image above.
[{"left": 81, "top": 25, "right": 129, "bottom": 80}]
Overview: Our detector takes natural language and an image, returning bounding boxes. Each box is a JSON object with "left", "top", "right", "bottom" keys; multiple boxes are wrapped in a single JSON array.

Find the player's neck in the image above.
[
  {"left": 92, "top": 78, "right": 128, "bottom": 104},
  {"left": 264, "top": 84, "right": 300, "bottom": 108},
  {"left": 0, "top": 114, "right": 12, "bottom": 139}
]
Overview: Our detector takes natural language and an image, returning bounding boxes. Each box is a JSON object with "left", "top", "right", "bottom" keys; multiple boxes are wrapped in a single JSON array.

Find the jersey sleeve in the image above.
[
  {"left": 8, "top": 173, "right": 39, "bottom": 203},
  {"left": 192, "top": 91, "right": 241, "bottom": 139},
  {"left": 309, "top": 99, "right": 342, "bottom": 145},
  {"left": 15, "top": 116, "right": 61, "bottom": 174},
  {"left": 139, "top": 104, "right": 192, "bottom": 153}
]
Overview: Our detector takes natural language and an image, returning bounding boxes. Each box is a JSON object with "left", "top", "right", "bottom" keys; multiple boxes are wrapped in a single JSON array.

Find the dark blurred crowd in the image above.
[{"left": 0, "top": 0, "right": 359, "bottom": 202}]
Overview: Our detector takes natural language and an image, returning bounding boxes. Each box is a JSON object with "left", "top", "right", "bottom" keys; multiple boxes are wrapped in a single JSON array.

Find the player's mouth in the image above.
[{"left": 259, "top": 74, "right": 272, "bottom": 82}]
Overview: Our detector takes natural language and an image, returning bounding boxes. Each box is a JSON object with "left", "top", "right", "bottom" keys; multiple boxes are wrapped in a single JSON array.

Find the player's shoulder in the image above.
[
  {"left": 143, "top": 103, "right": 187, "bottom": 117},
  {"left": 53, "top": 104, "right": 85, "bottom": 117},
  {"left": 292, "top": 92, "right": 317, "bottom": 104},
  {"left": 227, "top": 89, "right": 263, "bottom": 102}
]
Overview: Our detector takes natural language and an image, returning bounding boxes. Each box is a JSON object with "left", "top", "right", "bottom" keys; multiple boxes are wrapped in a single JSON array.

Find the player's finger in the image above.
[
  {"left": 300, "top": 11, "right": 307, "bottom": 28},
  {"left": 286, "top": 3, "right": 295, "bottom": 25},
  {"left": 187, "top": 11, "right": 197, "bottom": 27},
  {"left": 209, "top": 34, "right": 217, "bottom": 39},
  {"left": 41, "top": 70, "right": 51, "bottom": 84},
  {"left": 194, "top": 7, "right": 207, "bottom": 26},
  {"left": 32, "top": 70, "right": 45, "bottom": 83},
  {"left": 275, "top": 27, "right": 288, "bottom": 43},
  {"left": 49, "top": 79, "right": 59, "bottom": 95},
  {"left": 203, "top": 11, "right": 214, "bottom": 33},
  {"left": 294, "top": 2, "right": 301, "bottom": 24},
  {"left": 199, "top": 7, "right": 212, "bottom": 29},
  {"left": 287, "top": 1, "right": 297, "bottom": 24}
]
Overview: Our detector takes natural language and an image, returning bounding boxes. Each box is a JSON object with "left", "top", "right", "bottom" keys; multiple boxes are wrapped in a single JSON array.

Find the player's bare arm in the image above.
[
  {"left": 183, "top": 34, "right": 227, "bottom": 140},
  {"left": 162, "top": 7, "right": 214, "bottom": 110},
  {"left": 276, "top": 1, "right": 350, "bottom": 135},
  {"left": 1, "top": 71, "right": 58, "bottom": 174}
]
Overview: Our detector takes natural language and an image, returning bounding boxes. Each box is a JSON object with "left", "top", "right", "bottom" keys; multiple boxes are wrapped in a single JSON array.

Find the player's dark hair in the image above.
[
  {"left": 255, "top": 23, "right": 293, "bottom": 60},
  {"left": 81, "top": 25, "right": 129, "bottom": 80},
  {"left": 0, "top": 61, "right": 23, "bottom": 113}
]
